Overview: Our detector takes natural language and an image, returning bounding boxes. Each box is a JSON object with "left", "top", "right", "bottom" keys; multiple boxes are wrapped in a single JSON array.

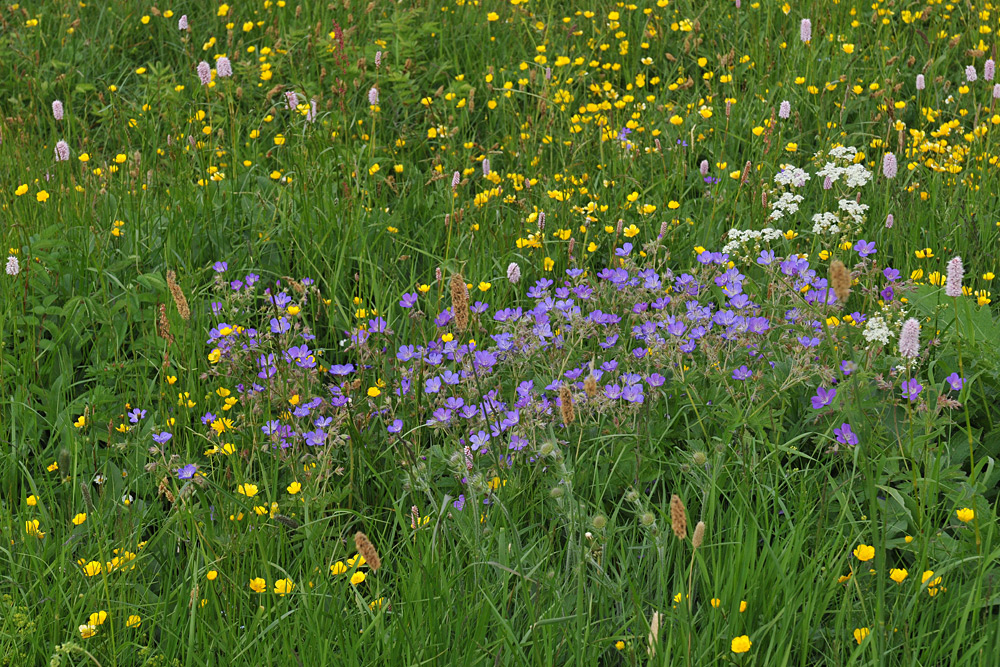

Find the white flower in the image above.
[
  {"left": 769, "top": 192, "right": 804, "bottom": 220},
  {"left": 5, "top": 255, "right": 19, "bottom": 276},
  {"left": 816, "top": 162, "right": 843, "bottom": 183},
  {"left": 843, "top": 163, "right": 872, "bottom": 188},
  {"left": 862, "top": 315, "right": 895, "bottom": 347},
  {"left": 506, "top": 262, "right": 521, "bottom": 284},
  {"left": 829, "top": 145, "right": 858, "bottom": 161},
  {"left": 774, "top": 166, "right": 811, "bottom": 187},
  {"left": 811, "top": 212, "right": 841, "bottom": 235},
  {"left": 838, "top": 199, "right": 869, "bottom": 224}
]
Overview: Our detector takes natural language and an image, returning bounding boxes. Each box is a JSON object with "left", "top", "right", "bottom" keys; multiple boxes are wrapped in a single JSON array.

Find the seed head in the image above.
[
  {"left": 354, "top": 531, "right": 381, "bottom": 572},
  {"left": 670, "top": 494, "right": 687, "bottom": 540},
  {"left": 830, "top": 260, "right": 851, "bottom": 304},
  {"left": 450, "top": 273, "right": 469, "bottom": 331},
  {"left": 558, "top": 384, "right": 575, "bottom": 425},
  {"left": 583, "top": 374, "right": 597, "bottom": 398},
  {"left": 166, "top": 270, "right": 191, "bottom": 321},
  {"left": 692, "top": 521, "right": 706, "bottom": 549}
]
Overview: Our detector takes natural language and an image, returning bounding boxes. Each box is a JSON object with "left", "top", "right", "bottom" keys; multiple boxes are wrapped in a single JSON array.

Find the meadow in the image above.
[{"left": 2, "top": 0, "right": 1000, "bottom": 664}]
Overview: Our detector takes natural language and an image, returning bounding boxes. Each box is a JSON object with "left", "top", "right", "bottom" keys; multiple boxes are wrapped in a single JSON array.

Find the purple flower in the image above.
[
  {"left": 368, "top": 87, "right": 379, "bottom": 106},
  {"left": 469, "top": 430, "right": 490, "bottom": 451},
  {"left": 853, "top": 240, "right": 876, "bottom": 258},
  {"left": 811, "top": 387, "right": 836, "bottom": 410},
  {"left": 216, "top": 56, "right": 232, "bottom": 78},
  {"left": 197, "top": 61, "right": 212, "bottom": 85},
  {"left": 52, "top": 100, "right": 64, "bottom": 120},
  {"left": 399, "top": 292, "right": 418, "bottom": 308},
  {"left": 213, "top": 261, "right": 228, "bottom": 273},
  {"left": 178, "top": 14, "right": 188, "bottom": 30},
  {"left": 800, "top": 18, "right": 812, "bottom": 42},
  {"left": 152, "top": 431, "right": 172, "bottom": 444},
  {"left": 731, "top": 365, "right": 752, "bottom": 381},
  {"left": 945, "top": 373, "right": 964, "bottom": 392},
  {"left": 916, "top": 74, "right": 925, "bottom": 90},
  {"left": 453, "top": 495, "right": 466, "bottom": 511},
  {"left": 176, "top": 464, "right": 197, "bottom": 480},
  {"left": 901, "top": 378, "right": 923, "bottom": 402},
  {"left": 128, "top": 408, "right": 147, "bottom": 423},
  {"left": 883, "top": 267, "right": 901, "bottom": 282},
  {"left": 833, "top": 423, "right": 858, "bottom": 446},
  {"left": 328, "top": 363, "right": 355, "bottom": 376},
  {"left": 986, "top": 59, "right": 996, "bottom": 81},
  {"left": 779, "top": 100, "right": 790, "bottom": 119},
  {"left": 54, "top": 140, "right": 70, "bottom": 162},
  {"left": 882, "top": 152, "right": 897, "bottom": 179},
  {"left": 388, "top": 419, "right": 403, "bottom": 434}
]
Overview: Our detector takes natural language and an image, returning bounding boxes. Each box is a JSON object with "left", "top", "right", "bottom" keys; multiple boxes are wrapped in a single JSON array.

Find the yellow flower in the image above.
[
  {"left": 614, "top": 640, "right": 625, "bottom": 650},
  {"left": 249, "top": 577, "right": 266, "bottom": 593},
  {"left": 88, "top": 611, "right": 107, "bottom": 626},
  {"left": 956, "top": 507, "right": 975, "bottom": 523},
  {"left": 710, "top": 598, "right": 721, "bottom": 608},
  {"left": 36, "top": 190, "right": 49, "bottom": 202},
  {"left": 477, "top": 281, "right": 491, "bottom": 292},
  {"left": 274, "top": 578, "right": 295, "bottom": 596},
  {"left": 785, "top": 142, "right": 798, "bottom": 152},
  {"left": 238, "top": 483, "right": 259, "bottom": 498},
  {"left": 72, "top": 513, "right": 87, "bottom": 526},
  {"left": 367, "top": 387, "right": 381, "bottom": 398},
  {"left": 79, "top": 624, "right": 96, "bottom": 639},
  {"left": 350, "top": 571, "right": 366, "bottom": 585},
  {"left": 287, "top": 481, "right": 302, "bottom": 494},
  {"left": 889, "top": 568, "right": 908, "bottom": 583},
  {"left": 82, "top": 561, "right": 102, "bottom": 576},
  {"left": 853, "top": 627, "right": 869, "bottom": 644},
  {"left": 25, "top": 519, "right": 45, "bottom": 538},
  {"left": 331, "top": 561, "right": 348, "bottom": 575},
  {"left": 731, "top": 635, "right": 752, "bottom": 653},
  {"left": 207, "top": 570, "right": 218, "bottom": 580},
  {"left": 26, "top": 495, "right": 37, "bottom": 506},
  {"left": 74, "top": 415, "right": 87, "bottom": 428},
  {"left": 487, "top": 11, "right": 499, "bottom": 21},
  {"left": 15, "top": 184, "right": 28, "bottom": 196},
  {"left": 623, "top": 224, "right": 640, "bottom": 238},
  {"left": 47, "top": 461, "right": 59, "bottom": 472},
  {"left": 126, "top": 615, "right": 142, "bottom": 628},
  {"left": 739, "top": 600, "right": 747, "bottom": 612},
  {"left": 853, "top": 544, "right": 875, "bottom": 562},
  {"left": 842, "top": 43, "right": 855, "bottom": 54}
]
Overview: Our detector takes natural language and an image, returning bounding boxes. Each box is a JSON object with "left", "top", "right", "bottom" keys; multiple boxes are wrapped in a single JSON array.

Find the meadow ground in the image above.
[{"left": 2, "top": 0, "right": 1000, "bottom": 665}]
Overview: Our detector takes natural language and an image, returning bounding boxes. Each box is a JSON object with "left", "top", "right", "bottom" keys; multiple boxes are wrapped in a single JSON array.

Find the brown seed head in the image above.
[
  {"left": 670, "top": 494, "right": 687, "bottom": 540},
  {"left": 692, "top": 521, "right": 706, "bottom": 549},
  {"left": 559, "top": 384, "right": 575, "bottom": 425},
  {"left": 166, "top": 270, "right": 190, "bottom": 321},
  {"left": 450, "top": 273, "right": 469, "bottom": 331},
  {"left": 354, "top": 531, "right": 381, "bottom": 571},
  {"left": 583, "top": 374, "right": 598, "bottom": 398},
  {"left": 157, "top": 303, "right": 174, "bottom": 345},
  {"left": 830, "top": 260, "right": 851, "bottom": 304}
]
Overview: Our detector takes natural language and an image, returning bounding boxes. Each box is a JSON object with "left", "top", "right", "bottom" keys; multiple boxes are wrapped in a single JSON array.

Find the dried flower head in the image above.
[
  {"left": 157, "top": 303, "right": 174, "bottom": 345},
  {"left": 692, "top": 521, "right": 706, "bottom": 549},
  {"left": 559, "top": 384, "right": 575, "bottom": 425},
  {"left": 830, "top": 260, "right": 851, "bottom": 304},
  {"left": 670, "top": 494, "right": 687, "bottom": 540},
  {"left": 166, "top": 270, "right": 191, "bottom": 321},
  {"left": 354, "top": 531, "right": 381, "bottom": 571},
  {"left": 583, "top": 374, "right": 598, "bottom": 398},
  {"left": 450, "top": 273, "right": 469, "bottom": 331}
]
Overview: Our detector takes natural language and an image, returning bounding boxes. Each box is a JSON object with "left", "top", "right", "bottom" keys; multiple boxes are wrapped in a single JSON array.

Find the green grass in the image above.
[{"left": 2, "top": 0, "right": 1000, "bottom": 665}]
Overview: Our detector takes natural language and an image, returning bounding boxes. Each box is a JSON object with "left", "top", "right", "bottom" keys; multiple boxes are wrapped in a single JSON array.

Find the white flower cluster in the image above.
[
  {"left": 811, "top": 212, "right": 841, "bottom": 235},
  {"left": 816, "top": 161, "right": 872, "bottom": 188},
  {"left": 828, "top": 145, "right": 857, "bottom": 161},
  {"left": 5, "top": 255, "right": 19, "bottom": 276},
  {"left": 769, "top": 192, "right": 804, "bottom": 220},
  {"left": 774, "top": 166, "right": 811, "bottom": 187},
  {"left": 862, "top": 315, "right": 895, "bottom": 347},
  {"left": 722, "top": 227, "right": 784, "bottom": 254},
  {"left": 837, "top": 199, "right": 869, "bottom": 224}
]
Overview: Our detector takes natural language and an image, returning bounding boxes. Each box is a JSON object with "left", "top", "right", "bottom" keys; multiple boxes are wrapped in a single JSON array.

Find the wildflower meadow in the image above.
[{"left": 3, "top": 0, "right": 1000, "bottom": 664}]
